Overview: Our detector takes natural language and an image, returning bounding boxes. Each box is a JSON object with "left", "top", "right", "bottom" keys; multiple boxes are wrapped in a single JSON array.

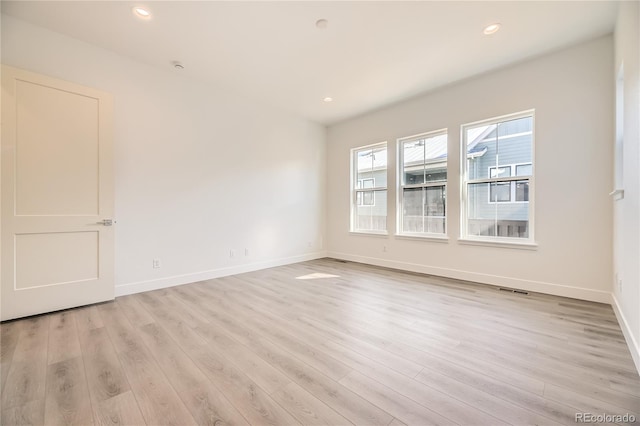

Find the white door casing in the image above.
[{"left": 1, "top": 65, "right": 114, "bottom": 321}]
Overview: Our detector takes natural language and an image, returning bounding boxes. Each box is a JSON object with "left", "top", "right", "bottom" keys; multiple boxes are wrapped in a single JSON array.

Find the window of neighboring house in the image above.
[
  {"left": 351, "top": 143, "right": 387, "bottom": 233},
  {"left": 488, "top": 163, "right": 532, "bottom": 203},
  {"left": 398, "top": 130, "right": 447, "bottom": 236},
  {"left": 356, "top": 179, "right": 375, "bottom": 205},
  {"left": 462, "top": 111, "right": 534, "bottom": 242}
]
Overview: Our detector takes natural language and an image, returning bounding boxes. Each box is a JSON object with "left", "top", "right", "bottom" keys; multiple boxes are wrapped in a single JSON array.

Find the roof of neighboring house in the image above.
[
  {"left": 357, "top": 124, "right": 494, "bottom": 171},
  {"left": 402, "top": 133, "right": 448, "bottom": 165}
]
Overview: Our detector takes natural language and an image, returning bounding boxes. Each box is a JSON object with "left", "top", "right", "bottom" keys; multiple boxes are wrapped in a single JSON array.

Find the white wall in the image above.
[
  {"left": 613, "top": 1, "right": 640, "bottom": 371},
  {"left": 1, "top": 15, "right": 327, "bottom": 295},
  {"left": 327, "top": 36, "right": 614, "bottom": 303}
]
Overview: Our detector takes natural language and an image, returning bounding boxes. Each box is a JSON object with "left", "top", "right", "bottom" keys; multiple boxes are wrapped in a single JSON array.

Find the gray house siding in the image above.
[
  {"left": 355, "top": 169, "right": 388, "bottom": 230},
  {"left": 468, "top": 135, "right": 531, "bottom": 220}
]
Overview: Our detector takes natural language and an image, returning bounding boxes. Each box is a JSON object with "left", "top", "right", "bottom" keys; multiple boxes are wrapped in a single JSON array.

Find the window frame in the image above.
[
  {"left": 460, "top": 110, "right": 535, "bottom": 244},
  {"left": 350, "top": 142, "right": 388, "bottom": 234},
  {"left": 397, "top": 129, "right": 448, "bottom": 238}
]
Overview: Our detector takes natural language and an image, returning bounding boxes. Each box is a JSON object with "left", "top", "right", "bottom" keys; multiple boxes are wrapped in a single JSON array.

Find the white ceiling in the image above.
[{"left": 2, "top": 1, "right": 618, "bottom": 125}]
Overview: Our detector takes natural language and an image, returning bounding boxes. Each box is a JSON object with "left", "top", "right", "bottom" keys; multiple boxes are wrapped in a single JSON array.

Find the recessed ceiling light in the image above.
[
  {"left": 323, "top": 97, "right": 333, "bottom": 102},
  {"left": 133, "top": 7, "right": 151, "bottom": 19},
  {"left": 316, "top": 19, "right": 329, "bottom": 29},
  {"left": 483, "top": 23, "right": 501, "bottom": 35}
]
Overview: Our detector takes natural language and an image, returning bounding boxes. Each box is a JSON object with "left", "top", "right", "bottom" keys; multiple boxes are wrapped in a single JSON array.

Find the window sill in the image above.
[
  {"left": 395, "top": 234, "right": 449, "bottom": 243},
  {"left": 458, "top": 238, "right": 538, "bottom": 250},
  {"left": 349, "top": 231, "right": 389, "bottom": 238}
]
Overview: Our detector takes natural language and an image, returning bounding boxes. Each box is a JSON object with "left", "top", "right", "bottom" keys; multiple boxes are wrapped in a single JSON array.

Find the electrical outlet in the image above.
[
  {"left": 244, "top": 248, "right": 249, "bottom": 256},
  {"left": 152, "top": 258, "right": 161, "bottom": 269},
  {"left": 307, "top": 241, "right": 312, "bottom": 248},
  {"left": 383, "top": 245, "right": 387, "bottom": 252},
  {"left": 229, "top": 249, "right": 235, "bottom": 258}
]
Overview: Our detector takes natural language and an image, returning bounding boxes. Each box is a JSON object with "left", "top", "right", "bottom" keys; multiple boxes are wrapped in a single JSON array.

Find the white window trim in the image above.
[
  {"left": 397, "top": 129, "right": 448, "bottom": 238},
  {"left": 395, "top": 233, "right": 449, "bottom": 243},
  {"left": 487, "top": 162, "right": 532, "bottom": 204},
  {"left": 350, "top": 142, "right": 388, "bottom": 234},
  {"left": 349, "top": 230, "right": 389, "bottom": 237},
  {"left": 457, "top": 237, "right": 538, "bottom": 250},
  {"left": 460, "top": 110, "right": 535, "bottom": 245}
]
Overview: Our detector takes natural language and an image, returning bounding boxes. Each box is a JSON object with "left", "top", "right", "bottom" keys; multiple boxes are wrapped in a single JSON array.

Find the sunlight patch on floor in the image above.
[{"left": 295, "top": 273, "right": 340, "bottom": 280}]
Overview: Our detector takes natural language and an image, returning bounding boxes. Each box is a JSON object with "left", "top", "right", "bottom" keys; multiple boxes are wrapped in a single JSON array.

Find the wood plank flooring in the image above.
[{"left": 1, "top": 258, "right": 639, "bottom": 425}]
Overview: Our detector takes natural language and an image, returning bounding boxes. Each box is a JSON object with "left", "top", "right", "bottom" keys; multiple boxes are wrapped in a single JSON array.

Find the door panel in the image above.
[
  {"left": 15, "top": 231, "right": 99, "bottom": 290},
  {"left": 1, "top": 65, "right": 114, "bottom": 321},
  {"left": 15, "top": 79, "right": 100, "bottom": 216}
]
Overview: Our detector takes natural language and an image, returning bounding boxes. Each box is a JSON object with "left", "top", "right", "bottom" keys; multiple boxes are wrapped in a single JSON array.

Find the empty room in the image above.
[{"left": 1, "top": 1, "right": 639, "bottom": 425}]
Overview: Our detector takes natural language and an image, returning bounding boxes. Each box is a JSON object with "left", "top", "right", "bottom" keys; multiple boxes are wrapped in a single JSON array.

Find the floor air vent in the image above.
[{"left": 499, "top": 287, "right": 529, "bottom": 295}]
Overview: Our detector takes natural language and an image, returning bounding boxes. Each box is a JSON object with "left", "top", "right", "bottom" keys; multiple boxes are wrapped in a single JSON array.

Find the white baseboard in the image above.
[
  {"left": 327, "top": 251, "right": 612, "bottom": 304},
  {"left": 115, "top": 251, "right": 327, "bottom": 297},
  {"left": 611, "top": 293, "right": 640, "bottom": 375}
]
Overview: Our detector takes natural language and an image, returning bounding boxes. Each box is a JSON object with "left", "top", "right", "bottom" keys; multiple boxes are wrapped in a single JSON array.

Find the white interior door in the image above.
[{"left": 1, "top": 65, "right": 114, "bottom": 321}]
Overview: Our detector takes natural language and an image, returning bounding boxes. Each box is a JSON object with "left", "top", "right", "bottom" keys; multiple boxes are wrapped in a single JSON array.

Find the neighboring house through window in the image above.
[
  {"left": 461, "top": 111, "right": 534, "bottom": 241},
  {"left": 398, "top": 130, "right": 448, "bottom": 236},
  {"left": 351, "top": 143, "right": 387, "bottom": 233}
]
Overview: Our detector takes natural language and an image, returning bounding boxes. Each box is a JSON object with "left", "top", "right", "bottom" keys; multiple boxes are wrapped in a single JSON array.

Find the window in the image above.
[
  {"left": 462, "top": 111, "right": 534, "bottom": 241},
  {"left": 351, "top": 143, "right": 387, "bottom": 233},
  {"left": 398, "top": 130, "right": 447, "bottom": 236}
]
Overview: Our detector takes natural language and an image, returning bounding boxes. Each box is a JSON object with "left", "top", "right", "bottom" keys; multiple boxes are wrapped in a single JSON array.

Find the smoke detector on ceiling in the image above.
[{"left": 316, "top": 19, "right": 329, "bottom": 29}]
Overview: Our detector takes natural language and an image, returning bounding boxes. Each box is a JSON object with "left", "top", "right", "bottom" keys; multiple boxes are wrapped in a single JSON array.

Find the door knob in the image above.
[{"left": 97, "top": 219, "right": 115, "bottom": 226}]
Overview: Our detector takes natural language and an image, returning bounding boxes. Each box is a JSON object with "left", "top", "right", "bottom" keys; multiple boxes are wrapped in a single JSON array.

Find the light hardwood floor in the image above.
[{"left": 1, "top": 258, "right": 639, "bottom": 425}]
